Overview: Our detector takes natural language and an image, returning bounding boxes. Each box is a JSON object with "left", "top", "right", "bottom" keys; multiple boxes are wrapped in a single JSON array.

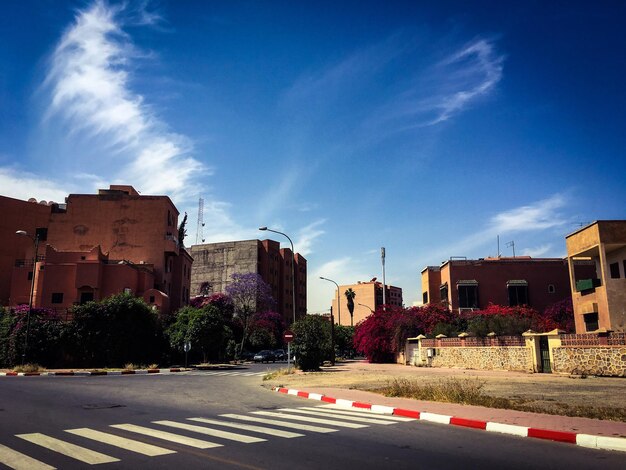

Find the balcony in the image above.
[{"left": 164, "top": 233, "right": 179, "bottom": 255}]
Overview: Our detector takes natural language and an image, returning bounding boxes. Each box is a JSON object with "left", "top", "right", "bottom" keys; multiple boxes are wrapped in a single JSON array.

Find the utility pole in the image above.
[{"left": 381, "top": 247, "right": 386, "bottom": 308}]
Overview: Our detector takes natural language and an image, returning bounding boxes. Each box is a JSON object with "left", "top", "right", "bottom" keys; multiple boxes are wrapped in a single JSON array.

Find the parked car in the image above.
[
  {"left": 273, "top": 349, "right": 286, "bottom": 361},
  {"left": 253, "top": 350, "right": 276, "bottom": 363}
]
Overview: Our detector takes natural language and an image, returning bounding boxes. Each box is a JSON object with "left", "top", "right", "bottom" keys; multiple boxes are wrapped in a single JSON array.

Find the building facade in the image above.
[
  {"left": 421, "top": 257, "right": 594, "bottom": 314},
  {"left": 566, "top": 221, "right": 626, "bottom": 333},
  {"left": 2, "top": 185, "right": 192, "bottom": 316},
  {"left": 189, "top": 239, "right": 307, "bottom": 325},
  {"left": 329, "top": 280, "right": 403, "bottom": 327}
]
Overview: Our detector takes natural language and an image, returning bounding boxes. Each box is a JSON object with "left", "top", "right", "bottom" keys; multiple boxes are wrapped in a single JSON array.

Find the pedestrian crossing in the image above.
[{"left": 0, "top": 405, "right": 415, "bottom": 468}]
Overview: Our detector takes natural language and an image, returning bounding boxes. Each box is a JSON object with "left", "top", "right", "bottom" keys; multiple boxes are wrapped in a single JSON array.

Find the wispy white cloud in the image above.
[
  {"left": 0, "top": 168, "right": 70, "bottom": 202},
  {"left": 294, "top": 219, "right": 326, "bottom": 256},
  {"left": 380, "top": 38, "right": 504, "bottom": 130},
  {"left": 44, "top": 0, "right": 205, "bottom": 201},
  {"left": 424, "top": 194, "right": 569, "bottom": 263},
  {"left": 521, "top": 244, "right": 553, "bottom": 258}
]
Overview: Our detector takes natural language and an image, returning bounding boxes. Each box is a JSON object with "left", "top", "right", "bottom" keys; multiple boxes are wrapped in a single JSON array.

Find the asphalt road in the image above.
[{"left": 0, "top": 363, "right": 622, "bottom": 469}]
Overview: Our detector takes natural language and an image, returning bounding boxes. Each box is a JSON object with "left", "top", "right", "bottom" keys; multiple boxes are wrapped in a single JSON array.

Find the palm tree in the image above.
[{"left": 344, "top": 288, "right": 356, "bottom": 327}]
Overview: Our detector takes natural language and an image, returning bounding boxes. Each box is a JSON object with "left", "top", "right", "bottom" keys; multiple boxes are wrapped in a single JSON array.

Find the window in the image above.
[
  {"left": 508, "top": 286, "right": 528, "bottom": 306},
  {"left": 149, "top": 295, "right": 155, "bottom": 303},
  {"left": 458, "top": 285, "right": 478, "bottom": 309},
  {"left": 80, "top": 292, "right": 94, "bottom": 304},
  {"left": 583, "top": 312, "right": 599, "bottom": 332},
  {"left": 28, "top": 271, "right": 33, "bottom": 281},
  {"left": 439, "top": 284, "right": 448, "bottom": 303},
  {"left": 51, "top": 292, "right": 64, "bottom": 304},
  {"left": 547, "top": 284, "right": 556, "bottom": 294},
  {"left": 423, "top": 292, "right": 428, "bottom": 304},
  {"left": 610, "top": 262, "right": 620, "bottom": 279}
]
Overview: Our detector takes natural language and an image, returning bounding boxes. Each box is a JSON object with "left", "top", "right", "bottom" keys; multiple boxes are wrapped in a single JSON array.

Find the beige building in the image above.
[
  {"left": 329, "top": 280, "right": 402, "bottom": 326},
  {"left": 566, "top": 221, "right": 626, "bottom": 333}
]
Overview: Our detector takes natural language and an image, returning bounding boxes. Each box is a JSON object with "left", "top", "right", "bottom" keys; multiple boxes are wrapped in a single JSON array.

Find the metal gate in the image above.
[{"left": 539, "top": 336, "right": 551, "bottom": 373}]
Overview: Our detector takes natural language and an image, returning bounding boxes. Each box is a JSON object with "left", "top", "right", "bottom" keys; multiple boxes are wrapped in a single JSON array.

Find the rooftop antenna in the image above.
[
  {"left": 506, "top": 240, "right": 516, "bottom": 258},
  {"left": 195, "top": 197, "right": 205, "bottom": 244}
]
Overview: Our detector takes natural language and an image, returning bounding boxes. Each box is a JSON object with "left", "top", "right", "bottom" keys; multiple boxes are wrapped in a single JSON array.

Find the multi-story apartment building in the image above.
[
  {"left": 2, "top": 185, "right": 192, "bottom": 316},
  {"left": 189, "top": 239, "right": 307, "bottom": 325},
  {"left": 566, "top": 221, "right": 626, "bottom": 333},
  {"left": 421, "top": 257, "right": 595, "bottom": 314},
  {"left": 329, "top": 280, "right": 403, "bottom": 327}
]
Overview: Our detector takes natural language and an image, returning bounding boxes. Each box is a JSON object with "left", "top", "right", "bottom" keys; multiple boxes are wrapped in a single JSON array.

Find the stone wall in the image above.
[
  {"left": 415, "top": 346, "right": 534, "bottom": 372},
  {"left": 552, "top": 347, "right": 626, "bottom": 377}
]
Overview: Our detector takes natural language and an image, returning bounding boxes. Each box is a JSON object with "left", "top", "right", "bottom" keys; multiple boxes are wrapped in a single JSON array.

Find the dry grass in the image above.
[
  {"left": 376, "top": 378, "right": 626, "bottom": 422},
  {"left": 12, "top": 363, "right": 46, "bottom": 373},
  {"left": 263, "top": 367, "right": 297, "bottom": 381}
]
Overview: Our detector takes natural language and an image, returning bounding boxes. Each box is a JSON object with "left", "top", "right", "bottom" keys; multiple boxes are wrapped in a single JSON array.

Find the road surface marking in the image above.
[
  {"left": 0, "top": 443, "right": 55, "bottom": 470},
  {"left": 153, "top": 421, "right": 266, "bottom": 443},
  {"left": 251, "top": 411, "right": 367, "bottom": 428},
  {"left": 220, "top": 414, "right": 337, "bottom": 433},
  {"left": 310, "top": 406, "right": 415, "bottom": 421},
  {"left": 188, "top": 418, "right": 304, "bottom": 438},
  {"left": 16, "top": 433, "right": 119, "bottom": 465},
  {"left": 65, "top": 428, "right": 176, "bottom": 456},
  {"left": 109, "top": 424, "right": 221, "bottom": 449},
  {"left": 275, "top": 408, "right": 396, "bottom": 425}
]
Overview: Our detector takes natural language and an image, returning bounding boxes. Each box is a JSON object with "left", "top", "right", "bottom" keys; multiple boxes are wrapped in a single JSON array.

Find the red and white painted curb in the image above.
[
  {"left": 273, "top": 387, "right": 626, "bottom": 453},
  {"left": 0, "top": 368, "right": 188, "bottom": 377}
]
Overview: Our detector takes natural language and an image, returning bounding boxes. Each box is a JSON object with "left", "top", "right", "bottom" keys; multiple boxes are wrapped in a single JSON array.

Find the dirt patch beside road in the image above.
[{"left": 263, "top": 360, "right": 626, "bottom": 421}]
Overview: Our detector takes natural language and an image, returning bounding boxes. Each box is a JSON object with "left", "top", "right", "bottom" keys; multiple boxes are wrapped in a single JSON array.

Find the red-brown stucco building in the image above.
[
  {"left": 421, "top": 257, "right": 595, "bottom": 314},
  {"left": 1, "top": 185, "right": 192, "bottom": 316}
]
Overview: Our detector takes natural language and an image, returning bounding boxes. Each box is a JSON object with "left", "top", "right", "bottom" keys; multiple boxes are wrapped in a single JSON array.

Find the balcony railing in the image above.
[
  {"left": 14, "top": 256, "right": 45, "bottom": 267},
  {"left": 575, "top": 278, "right": 602, "bottom": 292}
]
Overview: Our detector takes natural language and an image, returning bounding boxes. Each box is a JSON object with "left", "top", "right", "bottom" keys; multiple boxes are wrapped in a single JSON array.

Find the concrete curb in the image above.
[
  {"left": 272, "top": 387, "right": 626, "bottom": 453},
  {"left": 0, "top": 368, "right": 188, "bottom": 377}
]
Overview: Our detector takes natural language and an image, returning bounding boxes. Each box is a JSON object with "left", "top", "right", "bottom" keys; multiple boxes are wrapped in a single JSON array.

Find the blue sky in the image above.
[{"left": 1, "top": 1, "right": 625, "bottom": 313}]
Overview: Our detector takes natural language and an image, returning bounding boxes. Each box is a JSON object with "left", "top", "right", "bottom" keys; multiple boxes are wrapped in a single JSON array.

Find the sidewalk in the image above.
[{"left": 265, "top": 360, "right": 626, "bottom": 452}]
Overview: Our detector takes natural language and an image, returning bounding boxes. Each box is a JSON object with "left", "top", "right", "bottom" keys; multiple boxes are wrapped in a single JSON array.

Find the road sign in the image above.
[
  {"left": 283, "top": 330, "right": 295, "bottom": 343},
  {"left": 184, "top": 341, "right": 191, "bottom": 352}
]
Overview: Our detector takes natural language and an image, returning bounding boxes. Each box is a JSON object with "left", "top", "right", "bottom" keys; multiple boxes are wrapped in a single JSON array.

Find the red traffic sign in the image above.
[{"left": 283, "top": 330, "right": 295, "bottom": 343}]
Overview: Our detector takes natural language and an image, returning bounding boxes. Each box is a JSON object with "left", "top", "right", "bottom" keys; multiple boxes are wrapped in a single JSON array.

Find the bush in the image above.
[
  {"left": 0, "top": 306, "right": 67, "bottom": 368},
  {"left": 67, "top": 294, "right": 163, "bottom": 367},
  {"left": 292, "top": 315, "right": 332, "bottom": 371}
]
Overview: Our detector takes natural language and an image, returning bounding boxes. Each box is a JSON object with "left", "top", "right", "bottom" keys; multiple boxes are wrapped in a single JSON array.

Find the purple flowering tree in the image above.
[{"left": 225, "top": 272, "right": 276, "bottom": 356}]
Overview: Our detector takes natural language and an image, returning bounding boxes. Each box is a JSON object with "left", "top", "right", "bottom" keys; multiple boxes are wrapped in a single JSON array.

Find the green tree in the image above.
[
  {"left": 292, "top": 315, "right": 332, "bottom": 371},
  {"left": 344, "top": 288, "right": 356, "bottom": 327},
  {"left": 334, "top": 325, "right": 356, "bottom": 359},
  {"left": 166, "top": 305, "right": 233, "bottom": 363}
]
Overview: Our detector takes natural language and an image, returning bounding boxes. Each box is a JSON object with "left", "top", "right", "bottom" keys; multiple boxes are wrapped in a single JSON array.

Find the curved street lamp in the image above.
[
  {"left": 15, "top": 230, "right": 40, "bottom": 365},
  {"left": 259, "top": 227, "right": 296, "bottom": 325},
  {"left": 319, "top": 276, "right": 340, "bottom": 326},
  {"left": 358, "top": 302, "right": 375, "bottom": 314}
]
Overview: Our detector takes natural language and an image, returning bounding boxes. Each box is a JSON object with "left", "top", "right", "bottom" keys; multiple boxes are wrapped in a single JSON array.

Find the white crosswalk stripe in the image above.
[
  {"left": 65, "top": 428, "right": 176, "bottom": 456},
  {"left": 3, "top": 404, "right": 414, "bottom": 467},
  {"left": 110, "top": 424, "right": 222, "bottom": 449},
  {"left": 153, "top": 420, "right": 266, "bottom": 443},
  {"left": 301, "top": 406, "right": 416, "bottom": 423},
  {"left": 274, "top": 408, "right": 397, "bottom": 425},
  {"left": 251, "top": 411, "right": 368, "bottom": 428},
  {"left": 187, "top": 417, "right": 304, "bottom": 438},
  {"left": 220, "top": 413, "right": 338, "bottom": 433},
  {"left": 16, "top": 433, "right": 119, "bottom": 465},
  {"left": 0, "top": 443, "right": 55, "bottom": 470},
  {"left": 314, "top": 405, "right": 416, "bottom": 421}
]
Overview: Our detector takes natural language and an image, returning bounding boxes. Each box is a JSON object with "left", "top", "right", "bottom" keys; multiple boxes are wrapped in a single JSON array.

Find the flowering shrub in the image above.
[
  {"left": 537, "top": 298, "right": 574, "bottom": 332},
  {"left": 248, "top": 311, "right": 285, "bottom": 349}
]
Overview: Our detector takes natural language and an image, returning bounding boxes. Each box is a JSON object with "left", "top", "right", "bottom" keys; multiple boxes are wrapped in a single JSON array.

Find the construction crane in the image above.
[{"left": 195, "top": 197, "right": 205, "bottom": 244}]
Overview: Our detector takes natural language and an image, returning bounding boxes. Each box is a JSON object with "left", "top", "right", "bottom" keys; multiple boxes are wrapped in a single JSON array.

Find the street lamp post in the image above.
[
  {"left": 319, "top": 276, "right": 340, "bottom": 326},
  {"left": 15, "top": 230, "right": 40, "bottom": 365},
  {"left": 358, "top": 302, "right": 375, "bottom": 314},
  {"left": 259, "top": 227, "right": 296, "bottom": 325}
]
